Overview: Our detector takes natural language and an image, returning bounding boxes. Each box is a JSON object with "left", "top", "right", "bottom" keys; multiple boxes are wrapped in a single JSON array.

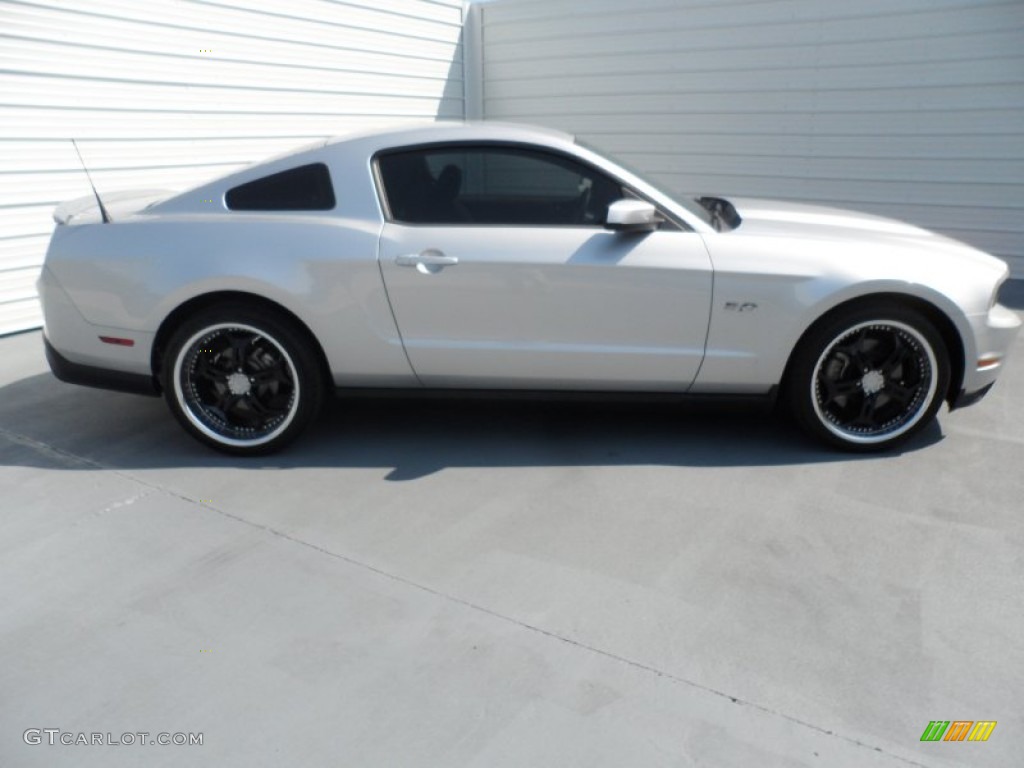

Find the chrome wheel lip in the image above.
[
  {"left": 172, "top": 322, "right": 300, "bottom": 448},
  {"left": 810, "top": 319, "right": 938, "bottom": 445}
]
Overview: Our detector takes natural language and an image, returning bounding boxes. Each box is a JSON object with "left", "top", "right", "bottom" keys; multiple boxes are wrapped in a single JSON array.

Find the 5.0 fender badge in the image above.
[{"left": 724, "top": 302, "right": 758, "bottom": 312}]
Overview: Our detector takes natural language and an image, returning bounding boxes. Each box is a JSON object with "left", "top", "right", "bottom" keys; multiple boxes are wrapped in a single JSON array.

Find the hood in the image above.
[
  {"left": 53, "top": 189, "right": 174, "bottom": 225},
  {"left": 729, "top": 197, "right": 934, "bottom": 238},
  {"left": 723, "top": 196, "right": 1008, "bottom": 273}
]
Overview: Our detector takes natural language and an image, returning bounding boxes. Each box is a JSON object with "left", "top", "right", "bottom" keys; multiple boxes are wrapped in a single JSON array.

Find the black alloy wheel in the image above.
[
  {"left": 162, "top": 305, "right": 324, "bottom": 454},
  {"left": 789, "top": 304, "right": 950, "bottom": 451}
]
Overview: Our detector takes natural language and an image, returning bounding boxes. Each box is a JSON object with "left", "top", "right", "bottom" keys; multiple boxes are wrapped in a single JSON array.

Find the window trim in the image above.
[{"left": 371, "top": 141, "right": 688, "bottom": 231}]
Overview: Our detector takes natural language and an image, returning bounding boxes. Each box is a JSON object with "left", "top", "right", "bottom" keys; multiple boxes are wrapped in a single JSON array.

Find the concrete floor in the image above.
[{"left": 2, "top": 294, "right": 1023, "bottom": 767}]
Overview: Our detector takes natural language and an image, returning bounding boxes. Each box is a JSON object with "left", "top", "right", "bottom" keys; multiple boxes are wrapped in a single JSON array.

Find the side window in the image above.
[
  {"left": 377, "top": 146, "right": 625, "bottom": 226},
  {"left": 226, "top": 163, "right": 335, "bottom": 211}
]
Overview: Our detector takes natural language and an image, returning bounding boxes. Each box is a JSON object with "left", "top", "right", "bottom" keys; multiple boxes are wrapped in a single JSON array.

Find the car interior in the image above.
[{"left": 377, "top": 147, "right": 626, "bottom": 227}]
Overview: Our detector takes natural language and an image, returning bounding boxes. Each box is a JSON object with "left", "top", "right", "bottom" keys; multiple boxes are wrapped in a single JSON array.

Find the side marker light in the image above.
[{"left": 99, "top": 336, "right": 135, "bottom": 347}]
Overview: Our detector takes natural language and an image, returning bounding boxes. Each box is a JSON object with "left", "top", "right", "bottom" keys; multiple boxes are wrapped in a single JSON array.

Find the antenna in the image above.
[{"left": 70, "top": 139, "right": 111, "bottom": 223}]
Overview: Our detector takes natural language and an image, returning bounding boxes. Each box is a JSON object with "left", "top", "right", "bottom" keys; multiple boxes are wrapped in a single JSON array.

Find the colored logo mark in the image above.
[{"left": 920, "top": 721, "right": 996, "bottom": 742}]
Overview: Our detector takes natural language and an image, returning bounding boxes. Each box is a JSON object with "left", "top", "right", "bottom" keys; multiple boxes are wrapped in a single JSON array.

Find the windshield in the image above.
[{"left": 574, "top": 137, "right": 715, "bottom": 227}]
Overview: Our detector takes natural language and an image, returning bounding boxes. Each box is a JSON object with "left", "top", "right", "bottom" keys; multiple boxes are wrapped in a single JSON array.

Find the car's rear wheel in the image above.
[
  {"left": 162, "top": 305, "right": 324, "bottom": 455},
  {"left": 788, "top": 304, "right": 950, "bottom": 451}
]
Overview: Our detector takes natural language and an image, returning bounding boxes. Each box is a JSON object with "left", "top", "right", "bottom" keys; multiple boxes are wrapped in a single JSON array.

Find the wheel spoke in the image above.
[
  {"left": 215, "top": 392, "right": 244, "bottom": 416},
  {"left": 250, "top": 365, "right": 290, "bottom": 387},
  {"left": 880, "top": 336, "right": 912, "bottom": 377},
  {"left": 885, "top": 380, "right": 916, "bottom": 407},
  {"left": 193, "top": 355, "right": 222, "bottom": 382},
  {"left": 227, "top": 332, "right": 253, "bottom": 368},
  {"left": 854, "top": 393, "right": 880, "bottom": 427},
  {"left": 822, "top": 376, "right": 861, "bottom": 403},
  {"left": 834, "top": 343, "right": 868, "bottom": 372},
  {"left": 247, "top": 393, "right": 290, "bottom": 419}
]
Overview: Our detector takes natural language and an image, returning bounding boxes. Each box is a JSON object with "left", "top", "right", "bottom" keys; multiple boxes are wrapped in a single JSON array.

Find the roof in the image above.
[{"left": 325, "top": 120, "right": 576, "bottom": 151}]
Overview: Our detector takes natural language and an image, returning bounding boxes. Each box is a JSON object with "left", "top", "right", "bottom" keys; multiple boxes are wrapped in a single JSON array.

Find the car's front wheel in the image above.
[
  {"left": 788, "top": 304, "right": 950, "bottom": 451},
  {"left": 162, "top": 305, "right": 324, "bottom": 455}
]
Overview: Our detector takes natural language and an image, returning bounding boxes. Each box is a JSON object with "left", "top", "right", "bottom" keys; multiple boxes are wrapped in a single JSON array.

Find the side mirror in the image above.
[{"left": 605, "top": 199, "right": 662, "bottom": 233}]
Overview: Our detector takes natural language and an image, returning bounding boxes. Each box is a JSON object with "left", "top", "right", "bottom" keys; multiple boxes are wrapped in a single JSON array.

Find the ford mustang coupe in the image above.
[{"left": 39, "top": 122, "right": 1020, "bottom": 455}]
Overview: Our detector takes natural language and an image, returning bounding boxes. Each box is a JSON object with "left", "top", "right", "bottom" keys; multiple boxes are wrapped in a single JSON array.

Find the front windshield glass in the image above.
[{"left": 574, "top": 137, "right": 714, "bottom": 227}]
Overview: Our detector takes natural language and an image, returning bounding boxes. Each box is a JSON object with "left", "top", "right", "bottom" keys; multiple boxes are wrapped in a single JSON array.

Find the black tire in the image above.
[
  {"left": 787, "top": 303, "right": 950, "bottom": 451},
  {"left": 161, "top": 303, "right": 324, "bottom": 455}
]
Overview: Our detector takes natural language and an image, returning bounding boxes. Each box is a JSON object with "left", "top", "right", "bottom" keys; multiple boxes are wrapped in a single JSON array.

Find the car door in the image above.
[{"left": 375, "top": 143, "right": 713, "bottom": 390}]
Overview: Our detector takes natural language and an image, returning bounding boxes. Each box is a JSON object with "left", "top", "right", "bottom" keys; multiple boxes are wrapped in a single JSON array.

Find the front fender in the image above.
[{"left": 694, "top": 274, "right": 974, "bottom": 394}]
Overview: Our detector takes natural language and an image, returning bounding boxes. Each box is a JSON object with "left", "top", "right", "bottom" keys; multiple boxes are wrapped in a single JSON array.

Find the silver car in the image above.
[{"left": 39, "top": 122, "right": 1020, "bottom": 454}]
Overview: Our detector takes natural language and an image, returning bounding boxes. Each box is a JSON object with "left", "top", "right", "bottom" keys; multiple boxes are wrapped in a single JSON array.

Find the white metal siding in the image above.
[
  {"left": 0, "top": 0, "right": 466, "bottom": 335},
  {"left": 479, "top": 0, "right": 1024, "bottom": 276}
]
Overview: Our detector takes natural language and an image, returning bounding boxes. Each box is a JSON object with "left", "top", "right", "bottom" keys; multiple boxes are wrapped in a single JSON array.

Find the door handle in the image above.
[{"left": 395, "top": 249, "right": 459, "bottom": 269}]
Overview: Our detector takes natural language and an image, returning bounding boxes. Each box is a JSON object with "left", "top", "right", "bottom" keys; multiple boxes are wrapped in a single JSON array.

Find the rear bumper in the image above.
[{"left": 44, "top": 336, "right": 160, "bottom": 396}]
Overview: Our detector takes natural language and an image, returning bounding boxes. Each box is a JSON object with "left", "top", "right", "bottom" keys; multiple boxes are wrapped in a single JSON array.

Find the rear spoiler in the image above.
[{"left": 54, "top": 189, "right": 174, "bottom": 225}]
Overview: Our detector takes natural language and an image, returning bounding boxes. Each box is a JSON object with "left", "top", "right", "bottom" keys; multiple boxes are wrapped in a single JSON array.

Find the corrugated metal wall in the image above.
[
  {"left": 479, "top": 0, "right": 1024, "bottom": 276},
  {"left": 0, "top": 0, "right": 466, "bottom": 335}
]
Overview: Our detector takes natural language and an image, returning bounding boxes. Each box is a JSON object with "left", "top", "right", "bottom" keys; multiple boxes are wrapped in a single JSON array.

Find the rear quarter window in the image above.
[{"left": 225, "top": 163, "right": 335, "bottom": 211}]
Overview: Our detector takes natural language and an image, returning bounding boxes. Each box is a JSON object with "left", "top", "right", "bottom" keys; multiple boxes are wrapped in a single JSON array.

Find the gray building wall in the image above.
[
  {"left": 478, "top": 0, "right": 1024, "bottom": 276},
  {"left": 0, "top": 0, "right": 466, "bottom": 335}
]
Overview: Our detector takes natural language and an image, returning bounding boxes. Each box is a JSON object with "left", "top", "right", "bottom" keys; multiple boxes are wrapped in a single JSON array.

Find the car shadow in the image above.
[{"left": 0, "top": 372, "right": 943, "bottom": 479}]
